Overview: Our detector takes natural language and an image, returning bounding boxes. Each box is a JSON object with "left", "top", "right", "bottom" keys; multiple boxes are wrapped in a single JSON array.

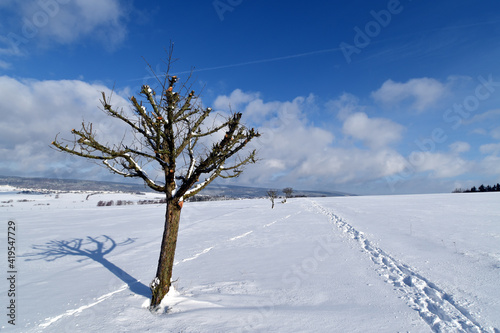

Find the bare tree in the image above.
[
  {"left": 52, "top": 53, "right": 260, "bottom": 310},
  {"left": 267, "top": 189, "right": 277, "bottom": 209},
  {"left": 282, "top": 187, "right": 293, "bottom": 203}
]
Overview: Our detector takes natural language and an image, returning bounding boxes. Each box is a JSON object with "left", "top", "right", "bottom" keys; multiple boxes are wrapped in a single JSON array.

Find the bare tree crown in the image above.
[{"left": 53, "top": 71, "right": 260, "bottom": 202}]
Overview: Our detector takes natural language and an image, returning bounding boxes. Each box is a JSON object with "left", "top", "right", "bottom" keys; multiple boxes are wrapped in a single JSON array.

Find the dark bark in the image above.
[{"left": 150, "top": 199, "right": 182, "bottom": 309}]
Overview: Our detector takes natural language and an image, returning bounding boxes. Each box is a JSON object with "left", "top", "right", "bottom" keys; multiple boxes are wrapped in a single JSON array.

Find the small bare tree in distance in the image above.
[
  {"left": 282, "top": 187, "right": 293, "bottom": 203},
  {"left": 52, "top": 50, "right": 260, "bottom": 310},
  {"left": 267, "top": 189, "right": 277, "bottom": 209}
]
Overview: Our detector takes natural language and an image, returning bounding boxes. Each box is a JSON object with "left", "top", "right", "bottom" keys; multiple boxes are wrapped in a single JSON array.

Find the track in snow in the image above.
[
  {"left": 310, "top": 200, "right": 494, "bottom": 333},
  {"left": 39, "top": 284, "right": 130, "bottom": 328}
]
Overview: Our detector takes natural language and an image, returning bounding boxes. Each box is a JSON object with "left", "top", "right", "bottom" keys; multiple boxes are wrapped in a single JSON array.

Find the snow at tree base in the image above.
[{"left": 1, "top": 187, "right": 499, "bottom": 332}]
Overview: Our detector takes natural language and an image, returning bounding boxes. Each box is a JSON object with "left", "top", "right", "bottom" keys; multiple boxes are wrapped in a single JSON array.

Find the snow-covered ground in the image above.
[{"left": 1, "top": 187, "right": 499, "bottom": 332}]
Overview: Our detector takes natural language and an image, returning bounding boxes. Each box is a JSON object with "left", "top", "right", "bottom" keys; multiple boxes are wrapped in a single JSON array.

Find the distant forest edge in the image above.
[
  {"left": 0, "top": 175, "right": 352, "bottom": 199},
  {"left": 453, "top": 183, "right": 500, "bottom": 193}
]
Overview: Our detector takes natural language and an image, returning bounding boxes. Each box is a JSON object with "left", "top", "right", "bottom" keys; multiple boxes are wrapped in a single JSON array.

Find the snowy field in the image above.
[{"left": 1, "top": 186, "right": 499, "bottom": 332}]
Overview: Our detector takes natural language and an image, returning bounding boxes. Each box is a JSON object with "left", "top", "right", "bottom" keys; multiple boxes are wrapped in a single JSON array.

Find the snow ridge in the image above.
[
  {"left": 229, "top": 231, "right": 254, "bottom": 241},
  {"left": 175, "top": 247, "right": 214, "bottom": 265},
  {"left": 310, "top": 200, "right": 493, "bottom": 333}
]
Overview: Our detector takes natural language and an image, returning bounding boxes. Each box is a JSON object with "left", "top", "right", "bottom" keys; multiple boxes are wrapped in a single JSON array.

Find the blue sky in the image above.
[{"left": 1, "top": 0, "right": 500, "bottom": 195}]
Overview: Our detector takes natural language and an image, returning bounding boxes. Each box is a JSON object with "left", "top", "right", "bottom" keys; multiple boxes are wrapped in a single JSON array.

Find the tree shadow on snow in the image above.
[{"left": 23, "top": 235, "right": 151, "bottom": 298}]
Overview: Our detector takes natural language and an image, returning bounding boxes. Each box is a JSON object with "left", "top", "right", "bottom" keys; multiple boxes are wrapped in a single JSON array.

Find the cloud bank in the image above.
[
  {"left": 1, "top": 75, "right": 498, "bottom": 194},
  {"left": 0, "top": 76, "right": 131, "bottom": 180}
]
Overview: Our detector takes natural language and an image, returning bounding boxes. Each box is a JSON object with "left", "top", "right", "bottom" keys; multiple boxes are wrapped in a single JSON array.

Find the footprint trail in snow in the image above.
[{"left": 310, "top": 200, "right": 494, "bottom": 333}]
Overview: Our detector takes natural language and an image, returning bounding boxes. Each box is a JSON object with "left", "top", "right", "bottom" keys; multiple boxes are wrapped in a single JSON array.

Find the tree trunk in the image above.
[{"left": 150, "top": 200, "right": 182, "bottom": 309}]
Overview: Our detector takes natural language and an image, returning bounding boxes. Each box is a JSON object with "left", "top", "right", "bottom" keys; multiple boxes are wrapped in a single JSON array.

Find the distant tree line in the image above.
[
  {"left": 97, "top": 200, "right": 137, "bottom": 206},
  {"left": 453, "top": 183, "right": 500, "bottom": 193},
  {"left": 97, "top": 195, "right": 232, "bottom": 207},
  {"left": 138, "top": 198, "right": 167, "bottom": 205},
  {"left": 186, "top": 195, "right": 231, "bottom": 202}
]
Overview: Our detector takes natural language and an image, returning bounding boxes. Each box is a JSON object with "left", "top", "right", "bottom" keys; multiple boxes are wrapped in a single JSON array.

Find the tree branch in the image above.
[{"left": 53, "top": 58, "right": 260, "bottom": 201}]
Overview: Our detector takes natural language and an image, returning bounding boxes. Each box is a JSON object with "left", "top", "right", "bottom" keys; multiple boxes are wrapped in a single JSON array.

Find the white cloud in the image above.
[
  {"left": 463, "top": 109, "right": 500, "bottom": 125},
  {"left": 1, "top": 0, "right": 129, "bottom": 55},
  {"left": 408, "top": 151, "right": 470, "bottom": 178},
  {"left": 214, "top": 89, "right": 259, "bottom": 111},
  {"left": 480, "top": 143, "right": 500, "bottom": 155},
  {"left": 325, "top": 92, "right": 363, "bottom": 120},
  {"left": 449, "top": 141, "right": 470, "bottom": 154},
  {"left": 491, "top": 127, "right": 500, "bottom": 140},
  {"left": 342, "top": 112, "right": 404, "bottom": 149},
  {"left": 371, "top": 77, "right": 447, "bottom": 112},
  {"left": 0, "top": 59, "right": 12, "bottom": 70},
  {"left": 296, "top": 148, "right": 407, "bottom": 184},
  {"left": 471, "top": 128, "right": 488, "bottom": 136},
  {"left": 480, "top": 155, "right": 500, "bottom": 175},
  {"left": 0, "top": 76, "right": 131, "bottom": 179},
  {"left": 44, "top": 0, "right": 128, "bottom": 48},
  {"left": 0, "top": 26, "right": 23, "bottom": 57}
]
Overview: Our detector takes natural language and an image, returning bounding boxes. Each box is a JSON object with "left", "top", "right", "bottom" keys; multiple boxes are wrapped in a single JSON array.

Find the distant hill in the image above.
[
  {"left": 0, "top": 175, "right": 149, "bottom": 193},
  {"left": 0, "top": 175, "right": 353, "bottom": 198},
  {"left": 198, "top": 184, "right": 352, "bottom": 198}
]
